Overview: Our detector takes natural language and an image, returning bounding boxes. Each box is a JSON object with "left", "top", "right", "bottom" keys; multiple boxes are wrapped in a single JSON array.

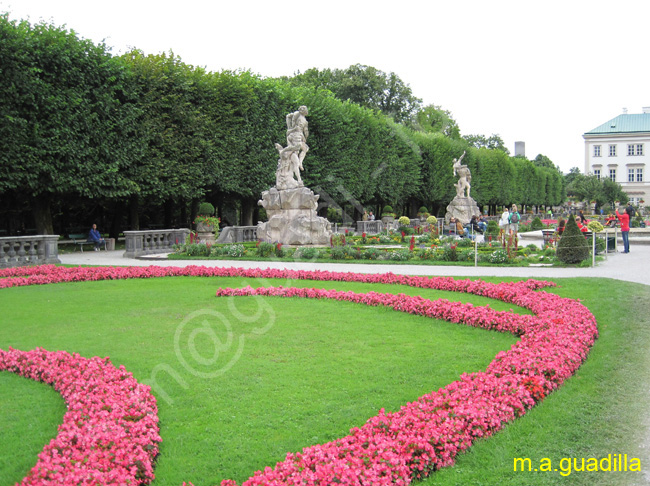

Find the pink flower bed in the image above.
[
  {"left": 0, "top": 265, "right": 597, "bottom": 486},
  {"left": 0, "top": 347, "right": 161, "bottom": 485}
]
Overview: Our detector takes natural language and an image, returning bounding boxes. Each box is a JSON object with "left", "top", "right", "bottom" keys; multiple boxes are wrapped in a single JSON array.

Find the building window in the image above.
[
  {"left": 628, "top": 144, "right": 644, "bottom": 155},
  {"left": 629, "top": 168, "right": 635, "bottom": 182},
  {"left": 609, "top": 169, "right": 616, "bottom": 181},
  {"left": 594, "top": 169, "right": 601, "bottom": 180},
  {"left": 594, "top": 145, "right": 601, "bottom": 157},
  {"left": 637, "top": 168, "right": 644, "bottom": 182},
  {"left": 609, "top": 145, "right": 617, "bottom": 156}
]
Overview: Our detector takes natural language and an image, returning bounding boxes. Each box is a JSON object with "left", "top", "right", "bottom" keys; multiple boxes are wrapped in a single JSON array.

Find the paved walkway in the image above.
[{"left": 60, "top": 238, "right": 650, "bottom": 287}]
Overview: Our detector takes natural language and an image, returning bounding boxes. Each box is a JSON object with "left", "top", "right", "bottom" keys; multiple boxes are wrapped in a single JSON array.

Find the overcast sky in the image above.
[{"left": 3, "top": 0, "right": 649, "bottom": 173}]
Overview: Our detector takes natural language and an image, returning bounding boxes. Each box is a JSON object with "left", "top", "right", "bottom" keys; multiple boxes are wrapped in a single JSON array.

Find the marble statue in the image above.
[
  {"left": 445, "top": 151, "right": 480, "bottom": 224},
  {"left": 274, "top": 105, "right": 310, "bottom": 190},
  {"left": 453, "top": 150, "right": 471, "bottom": 198},
  {"left": 258, "top": 106, "right": 332, "bottom": 245}
]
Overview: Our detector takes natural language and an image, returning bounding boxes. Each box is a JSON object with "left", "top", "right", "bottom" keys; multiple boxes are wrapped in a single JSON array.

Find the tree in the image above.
[
  {"left": 556, "top": 214, "right": 590, "bottom": 264},
  {"left": 413, "top": 105, "right": 461, "bottom": 139},
  {"left": 533, "top": 154, "right": 558, "bottom": 171},
  {"left": 463, "top": 133, "right": 509, "bottom": 153},
  {"left": 0, "top": 15, "right": 140, "bottom": 233},
  {"left": 286, "top": 64, "right": 422, "bottom": 123}
]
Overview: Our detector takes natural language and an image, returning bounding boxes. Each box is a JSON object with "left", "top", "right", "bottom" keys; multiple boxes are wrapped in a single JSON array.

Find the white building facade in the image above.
[{"left": 583, "top": 109, "right": 650, "bottom": 206}]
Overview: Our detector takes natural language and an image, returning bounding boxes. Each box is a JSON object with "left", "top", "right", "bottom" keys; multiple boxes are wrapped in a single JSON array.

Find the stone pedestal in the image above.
[
  {"left": 445, "top": 196, "right": 481, "bottom": 225},
  {"left": 257, "top": 187, "right": 332, "bottom": 245},
  {"left": 196, "top": 223, "right": 216, "bottom": 245}
]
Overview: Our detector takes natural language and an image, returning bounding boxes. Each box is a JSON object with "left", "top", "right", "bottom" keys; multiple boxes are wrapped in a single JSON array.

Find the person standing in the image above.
[
  {"left": 499, "top": 207, "right": 510, "bottom": 247},
  {"left": 509, "top": 204, "right": 521, "bottom": 249},
  {"left": 616, "top": 206, "right": 630, "bottom": 253}
]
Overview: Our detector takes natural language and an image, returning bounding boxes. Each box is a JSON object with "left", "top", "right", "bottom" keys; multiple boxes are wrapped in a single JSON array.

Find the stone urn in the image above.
[{"left": 196, "top": 221, "right": 216, "bottom": 245}]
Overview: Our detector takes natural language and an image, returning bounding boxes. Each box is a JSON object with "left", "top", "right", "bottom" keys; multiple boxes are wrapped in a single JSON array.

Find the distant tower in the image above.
[{"left": 514, "top": 141, "right": 525, "bottom": 157}]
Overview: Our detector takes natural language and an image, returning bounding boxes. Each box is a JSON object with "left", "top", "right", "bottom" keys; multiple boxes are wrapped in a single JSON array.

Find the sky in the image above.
[{"left": 2, "top": 0, "right": 650, "bottom": 174}]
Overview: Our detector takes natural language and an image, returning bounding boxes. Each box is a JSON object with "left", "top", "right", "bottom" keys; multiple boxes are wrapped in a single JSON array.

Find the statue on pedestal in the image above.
[
  {"left": 453, "top": 151, "right": 471, "bottom": 198},
  {"left": 258, "top": 106, "right": 332, "bottom": 245},
  {"left": 445, "top": 151, "right": 480, "bottom": 225}
]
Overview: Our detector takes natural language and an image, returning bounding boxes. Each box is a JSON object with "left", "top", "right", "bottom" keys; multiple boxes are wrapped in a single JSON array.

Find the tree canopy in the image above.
[{"left": 0, "top": 15, "right": 574, "bottom": 236}]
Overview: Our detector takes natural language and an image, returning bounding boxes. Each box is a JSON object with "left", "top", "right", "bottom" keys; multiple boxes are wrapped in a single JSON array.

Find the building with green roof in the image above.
[{"left": 584, "top": 108, "right": 649, "bottom": 207}]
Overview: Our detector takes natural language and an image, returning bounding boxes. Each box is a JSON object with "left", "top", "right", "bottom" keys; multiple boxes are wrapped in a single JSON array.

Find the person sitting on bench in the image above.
[{"left": 88, "top": 224, "right": 105, "bottom": 251}]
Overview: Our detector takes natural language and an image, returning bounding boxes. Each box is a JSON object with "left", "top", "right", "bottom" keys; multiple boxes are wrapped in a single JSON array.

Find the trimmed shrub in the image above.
[
  {"left": 198, "top": 202, "right": 215, "bottom": 216},
  {"left": 556, "top": 215, "right": 590, "bottom": 264},
  {"left": 530, "top": 216, "right": 545, "bottom": 231},
  {"left": 398, "top": 216, "right": 411, "bottom": 226}
]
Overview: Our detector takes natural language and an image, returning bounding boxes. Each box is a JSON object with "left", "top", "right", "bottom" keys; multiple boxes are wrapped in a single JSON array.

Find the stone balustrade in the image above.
[
  {"left": 123, "top": 229, "right": 191, "bottom": 258},
  {"left": 356, "top": 221, "right": 385, "bottom": 234},
  {"left": 216, "top": 226, "right": 258, "bottom": 244},
  {"left": 0, "top": 235, "right": 61, "bottom": 268}
]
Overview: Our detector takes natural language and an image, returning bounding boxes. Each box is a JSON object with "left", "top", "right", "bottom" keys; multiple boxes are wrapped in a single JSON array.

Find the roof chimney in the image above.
[
  {"left": 643, "top": 107, "right": 650, "bottom": 114},
  {"left": 514, "top": 141, "right": 525, "bottom": 157}
]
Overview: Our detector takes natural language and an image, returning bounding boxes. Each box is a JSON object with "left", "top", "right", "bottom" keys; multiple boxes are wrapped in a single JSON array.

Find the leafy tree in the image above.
[
  {"left": 463, "top": 133, "right": 509, "bottom": 153},
  {"left": 601, "top": 177, "right": 628, "bottom": 207},
  {"left": 564, "top": 166, "right": 582, "bottom": 186},
  {"left": 0, "top": 15, "right": 140, "bottom": 233},
  {"left": 286, "top": 64, "right": 422, "bottom": 123},
  {"left": 413, "top": 105, "right": 461, "bottom": 139}
]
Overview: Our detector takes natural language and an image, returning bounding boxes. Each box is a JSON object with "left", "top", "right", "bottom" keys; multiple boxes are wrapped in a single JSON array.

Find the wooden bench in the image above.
[{"left": 68, "top": 233, "right": 105, "bottom": 252}]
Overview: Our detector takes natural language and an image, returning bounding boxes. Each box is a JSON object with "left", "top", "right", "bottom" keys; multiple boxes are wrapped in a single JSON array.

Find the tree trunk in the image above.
[
  {"left": 110, "top": 200, "right": 124, "bottom": 239},
  {"left": 32, "top": 196, "right": 54, "bottom": 235},
  {"left": 164, "top": 199, "right": 174, "bottom": 228},
  {"left": 240, "top": 198, "right": 255, "bottom": 226},
  {"left": 129, "top": 195, "right": 139, "bottom": 230}
]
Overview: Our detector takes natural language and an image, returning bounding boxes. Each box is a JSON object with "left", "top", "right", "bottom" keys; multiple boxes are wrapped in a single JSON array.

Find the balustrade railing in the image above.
[
  {"left": 216, "top": 226, "right": 258, "bottom": 244},
  {"left": 123, "top": 229, "right": 191, "bottom": 258},
  {"left": 0, "top": 235, "right": 61, "bottom": 268}
]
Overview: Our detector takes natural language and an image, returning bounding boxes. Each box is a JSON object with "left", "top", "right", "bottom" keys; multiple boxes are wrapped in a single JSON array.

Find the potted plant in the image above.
[
  {"left": 194, "top": 202, "right": 220, "bottom": 243},
  {"left": 381, "top": 205, "right": 395, "bottom": 224}
]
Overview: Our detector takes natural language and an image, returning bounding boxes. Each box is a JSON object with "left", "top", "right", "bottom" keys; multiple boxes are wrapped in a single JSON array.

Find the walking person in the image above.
[{"left": 616, "top": 205, "right": 630, "bottom": 253}]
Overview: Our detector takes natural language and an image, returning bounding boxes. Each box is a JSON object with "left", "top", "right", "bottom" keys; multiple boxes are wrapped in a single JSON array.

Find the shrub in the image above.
[
  {"left": 426, "top": 215, "right": 437, "bottom": 225},
  {"left": 183, "top": 243, "right": 211, "bottom": 257},
  {"left": 398, "top": 216, "right": 411, "bottom": 226},
  {"left": 330, "top": 233, "right": 347, "bottom": 247},
  {"left": 530, "top": 217, "right": 545, "bottom": 231},
  {"left": 488, "top": 249, "right": 508, "bottom": 264},
  {"left": 256, "top": 241, "right": 275, "bottom": 257},
  {"left": 418, "top": 206, "right": 428, "bottom": 213},
  {"left": 440, "top": 246, "right": 458, "bottom": 262},
  {"left": 387, "top": 249, "right": 411, "bottom": 261},
  {"left": 382, "top": 205, "right": 394, "bottom": 214},
  {"left": 225, "top": 244, "right": 246, "bottom": 258},
  {"left": 587, "top": 220, "right": 604, "bottom": 232},
  {"left": 361, "top": 248, "right": 382, "bottom": 260},
  {"left": 486, "top": 220, "right": 500, "bottom": 237},
  {"left": 398, "top": 226, "right": 415, "bottom": 235},
  {"left": 198, "top": 202, "right": 215, "bottom": 216},
  {"left": 556, "top": 215, "right": 590, "bottom": 264},
  {"left": 294, "top": 246, "right": 320, "bottom": 259}
]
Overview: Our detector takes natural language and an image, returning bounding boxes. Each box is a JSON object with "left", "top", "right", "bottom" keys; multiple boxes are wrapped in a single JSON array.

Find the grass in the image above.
[{"left": 0, "top": 275, "right": 648, "bottom": 486}]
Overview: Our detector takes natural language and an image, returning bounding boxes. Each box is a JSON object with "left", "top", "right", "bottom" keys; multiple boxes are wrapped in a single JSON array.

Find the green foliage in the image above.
[
  {"left": 556, "top": 215, "right": 590, "bottom": 264},
  {"left": 398, "top": 216, "right": 411, "bottom": 226},
  {"left": 198, "top": 202, "right": 215, "bottom": 216},
  {"left": 256, "top": 242, "right": 275, "bottom": 257},
  {"left": 486, "top": 220, "right": 500, "bottom": 237},
  {"left": 293, "top": 246, "right": 320, "bottom": 259},
  {"left": 530, "top": 217, "right": 545, "bottom": 231},
  {"left": 488, "top": 249, "right": 509, "bottom": 264},
  {"left": 286, "top": 64, "right": 422, "bottom": 122}
]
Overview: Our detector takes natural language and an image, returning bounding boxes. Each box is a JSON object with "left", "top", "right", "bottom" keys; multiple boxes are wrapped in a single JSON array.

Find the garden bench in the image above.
[{"left": 68, "top": 233, "right": 105, "bottom": 252}]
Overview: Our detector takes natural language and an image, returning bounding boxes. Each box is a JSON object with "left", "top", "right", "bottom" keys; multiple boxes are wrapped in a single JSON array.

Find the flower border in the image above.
[
  {"left": 0, "top": 348, "right": 160, "bottom": 485},
  {"left": 0, "top": 265, "right": 597, "bottom": 485}
]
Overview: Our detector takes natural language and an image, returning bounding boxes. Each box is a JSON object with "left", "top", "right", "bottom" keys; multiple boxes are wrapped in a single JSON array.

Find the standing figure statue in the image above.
[
  {"left": 275, "top": 106, "right": 310, "bottom": 189},
  {"left": 453, "top": 151, "right": 471, "bottom": 198}
]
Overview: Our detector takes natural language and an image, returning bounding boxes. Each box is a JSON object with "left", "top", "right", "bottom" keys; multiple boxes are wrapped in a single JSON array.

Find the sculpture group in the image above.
[
  {"left": 445, "top": 150, "right": 481, "bottom": 224},
  {"left": 275, "top": 106, "right": 309, "bottom": 190},
  {"left": 257, "top": 107, "right": 332, "bottom": 245}
]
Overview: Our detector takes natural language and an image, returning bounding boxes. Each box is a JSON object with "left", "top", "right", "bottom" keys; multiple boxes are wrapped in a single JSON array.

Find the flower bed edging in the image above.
[{"left": 0, "top": 265, "right": 597, "bottom": 485}]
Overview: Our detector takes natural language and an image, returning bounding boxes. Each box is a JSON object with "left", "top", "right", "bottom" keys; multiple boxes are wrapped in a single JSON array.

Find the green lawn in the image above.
[{"left": 0, "top": 275, "right": 648, "bottom": 486}]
